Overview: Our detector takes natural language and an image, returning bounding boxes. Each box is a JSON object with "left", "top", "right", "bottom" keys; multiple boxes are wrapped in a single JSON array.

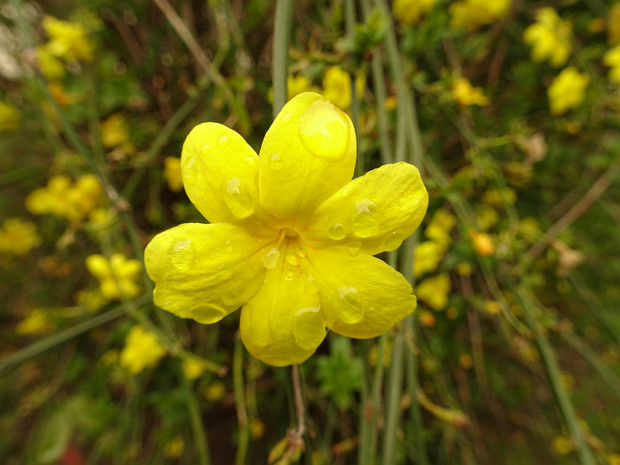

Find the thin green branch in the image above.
[
  {"left": 272, "top": 0, "right": 294, "bottom": 116},
  {"left": 179, "top": 363, "right": 211, "bottom": 465},
  {"left": 234, "top": 335, "right": 250, "bottom": 465}
]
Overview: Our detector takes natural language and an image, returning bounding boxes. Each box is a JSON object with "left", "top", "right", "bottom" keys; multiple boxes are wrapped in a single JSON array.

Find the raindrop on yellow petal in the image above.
[
  {"left": 269, "top": 153, "right": 282, "bottom": 170},
  {"left": 262, "top": 247, "right": 280, "bottom": 269},
  {"left": 168, "top": 238, "right": 195, "bottom": 271},
  {"left": 298, "top": 98, "right": 350, "bottom": 161},
  {"left": 182, "top": 156, "right": 198, "bottom": 184},
  {"left": 193, "top": 304, "right": 227, "bottom": 324},
  {"left": 337, "top": 286, "right": 364, "bottom": 324},
  {"left": 293, "top": 306, "right": 326, "bottom": 350},
  {"left": 281, "top": 112, "right": 292, "bottom": 124},
  {"left": 222, "top": 177, "right": 255, "bottom": 219},
  {"left": 352, "top": 199, "right": 379, "bottom": 237},
  {"left": 217, "top": 135, "right": 229, "bottom": 147},
  {"left": 327, "top": 223, "right": 347, "bottom": 240},
  {"left": 285, "top": 252, "right": 300, "bottom": 266},
  {"left": 345, "top": 240, "right": 362, "bottom": 256},
  {"left": 382, "top": 232, "right": 402, "bottom": 251}
]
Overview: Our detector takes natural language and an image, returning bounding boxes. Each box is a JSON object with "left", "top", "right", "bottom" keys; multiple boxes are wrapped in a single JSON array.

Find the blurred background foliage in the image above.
[{"left": 1, "top": 0, "right": 620, "bottom": 464}]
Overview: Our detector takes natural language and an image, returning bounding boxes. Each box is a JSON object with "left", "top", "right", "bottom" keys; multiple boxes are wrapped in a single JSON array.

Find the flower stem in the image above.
[
  {"left": 179, "top": 362, "right": 211, "bottom": 465},
  {"left": 234, "top": 335, "right": 250, "bottom": 465},
  {"left": 272, "top": 0, "right": 294, "bottom": 116}
]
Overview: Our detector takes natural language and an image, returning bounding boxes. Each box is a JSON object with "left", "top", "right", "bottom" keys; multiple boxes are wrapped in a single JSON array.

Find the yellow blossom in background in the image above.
[
  {"left": 42, "top": 15, "right": 94, "bottom": 63},
  {"left": 249, "top": 418, "right": 266, "bottom": 439},
  {"left": 451, "top": 77, "right": 490, "bottom": 107},
  {"left": 416, "top": 273, "right": 451, "bottom": 311},
  {"left": 547, "top": 67, "right": 589, "bottom": 115},
  {"left": 36, "top": 45, "right": 66, "bottom": 80},
  {"left": 16, "top": 308, "right": 54, "bottom": 336},
  {"left": 418, "top": 310, "right": 436, "bottom": 327},
  {"left": 608, "top": 4, "right": 620, "bottom": 45},
  {"left": 604, "top": 45, "right": 620, "bottom": 83},
  {"left": 552, "top": 436, "right": 574, "bottom": 455},
  {"left": 0, "top": 218, "right": 41, "bottom": 256},
  {"left": 144, "top": 92, "right": 429, "bottom": 366},
  {"left": 86, "top": 253, "right": 142, "bottom": 300},
  {"left": 322, "top": 66, "right": 366, "bottom": 110},
  {"left": 0, "top": 101, "right": 20, "bottom": 131},
  {"left": 392, "top": 0, "right": 436, "bottom": 24},
  {"left": 414, "top": 241, "right": 446, "bottom": 278},
  {"left": 163, "top": 156, "right": 183, "bottom": 192},
  {"left": 449, "top": 0, "right": 510, "bottom": 30},
  {"left": 119, "top": 325, "right": 167, "bottom": 374},
  {"left": 424, "top": 208, "right": 456, "bottom": 245},
  {"left": 182, "top": 357, "right": 206, "bottom": 379},
  {"left": 26, "top": 173, "right": 106, "bottom": 223},
  {"left": 267, "top": 74, "right": 320, "bottom": 103},
  {"left": 470, "top": 230, "right": 495, "bottom": 256},
  {"left": 75, "top": 288, "right": 108, "bottom": 312},
  {"left": 163, "top": 436, "right": 185, "bottom": 459},
  {"left": 101, "top": 113, "right": 135, "bottom": 155},
  {"left": 204, "top": 381, "right": 226, "bottom": 401},
  {"left": 523, "top": 8, "right": 572, "bottom": 67},
  {"left": 483, "top": 300, "right": 501, "bottom": 315}
]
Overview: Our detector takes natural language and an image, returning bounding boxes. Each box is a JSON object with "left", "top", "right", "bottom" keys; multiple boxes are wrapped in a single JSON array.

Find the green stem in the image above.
[
  {"left": 272, "top": 0, "right": 294, "bottom": 116},
  {"left": 179, "top": 362, "right": 211, "bottom": 465},
  {"left": 381, "top": 330, "right": 405, "bottom": 465},
  {"left": 234, "top": 335, "right": 250, "bottom": 465}
]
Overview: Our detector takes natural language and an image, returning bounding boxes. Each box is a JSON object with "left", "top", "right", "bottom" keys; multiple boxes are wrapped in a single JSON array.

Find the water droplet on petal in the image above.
[
  {"left": 193, "top": 303, "right": 227, "bottom": 324},
  {"left": 201, "top": 143, "right": 211, "bottom": 154},
  {"left": 298, "top": 99, "right": 350, "bottom": 161},
  {"left": 220, "top": 293, "right": 237, "bottom": 307},
  {"left": 217, "top": 134, "right": 229, "bottom": 147},
  {"left": 286, "top": 252, "right": 300, "bottom": 266},
  {"left": 337, "top": 286, "right": 364, "bottom": 324},
  {"left": 262, "top": 247, "right": 280, "bottom": 269},
  {"left": 269, "top": 153, "right": 282, "bottom": 170},
  {"left": 382, "top": 232, "right": 402, "bottom": 251},
  {"left": 345, "top": 240, "right": 362, "bottom": 256},
  {"left": 281, "top": 112, "right": 292, "bottom": 123},
  {"left": 303, "top": 274, "right": 319, "bottom": 296},
  {"left": 223, "top": 177, "right": 255, "bottom": 219},
  {"left": 352, "top": 198, "right": 379, "bottom": 237},
  {"left": 294, "top": 306, "right": 326, "bottom": 350},
  {"left": 224, "top": 240, "right": 234, "bottom": 253},
  {"left": 328, "top": 223, "right": 347, "bottom": 240},
  {"left": 246, "top": 155, "right": 257, "bottom": 165},
  {"left": 168, "top": 238, "right": 195, "bottom": 271},
  {"left": 285, "top": 269, "right": 295, "bottom": 279},
  {"left": 297, "top": 249, "right": 307, "bottom": 258},
  {"left": 182, "top": 156, "right": 198, "bottom": 184}
]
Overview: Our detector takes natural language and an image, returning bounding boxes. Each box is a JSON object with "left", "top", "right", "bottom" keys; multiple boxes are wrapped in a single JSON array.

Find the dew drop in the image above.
[
  {"left": 285, "top": 269, "right": 295, "bottom": 279},
  {"left": 182, "top": 156, "right": 198, "bottom": 184},
  {"left": 327, "top": 223, "right": 347, "bottom": 240},
  {"left": 286, "top": 252, "right": 300, "bottom": 266},
  {"left": 293, "top": 306, "right": 326, "bottom": 350},
  {"left": 337, "top": 286, "right": 364, "bottom": 324},
  {"left": 303, "top": 274, "right": 319, "bottom": 296},
  {"left": 382, "top": 232, "right": 402, "bottom": 251},
  {"left": 262, "top": 247, "right": 280, "bottom": 269},
  {"left": 281, "top": 112, "right": 292, "bottom": 123},
  {"left": 298, "top": 99, "right": 350, "bottom": 161},
  {"left": 269, "top": 153, "right": 282, "bottom": 170},
  {"left": 245, "top": 155, "right": 257, "bottom": 165},
  {"left": 217, "top": 134, "right": 229, "bottom": 147},
  {"left": 201, "top": 143, "right": 211, "bottom": 154},
  {"left": 224, "top": 240, "right": 234, "bottom": 253},
  {"left": 297, "top": 249, "right": 307, "bottom": 258},
  {"left": 222, "top": 177, "right": 255, "bottom": 219},
  {"left": 345, "top": 240, "right": 362, "bottom": 256},
  {"left": 352, "top": 198, "right": 379, "bottom": 238},
  {"left": 192, "top": 303, "right": 227, "bottom": 324},
  {"left": 168, "top": 238, "right": 195, "bottom": 271},
  {"left": 220, "top": 293, "right": 237, "bottom": 307}
]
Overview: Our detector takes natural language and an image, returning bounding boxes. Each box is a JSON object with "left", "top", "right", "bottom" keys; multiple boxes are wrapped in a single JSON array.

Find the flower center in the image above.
[{"left": 260, "top": 227, "right": 304, "bottom": 270}]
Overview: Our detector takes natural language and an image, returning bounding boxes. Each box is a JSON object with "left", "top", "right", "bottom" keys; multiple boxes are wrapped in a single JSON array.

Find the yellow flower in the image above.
[
  {"left": 16, "top": 308, "right": 54, "bottom": 336},
  {"left": 164, "top": 156, "right": 183, "bottom": 192},
  {"left": 144, "top": 92, "right": 429, "bottom": 366},
  {"left": 523, "top": 8, "right": 572, "bottom": 67},
  {"left": 547, "top": 67, "right": 589, "bottom": 115},
  {"left": 36, "top": 45, "right": 66, "bottom": 80},
  {"left": 163, "top": 436, "right": 184, "bottom": 459},
  {"left": 414, "top": 241, "right": 446, "bottom": 278},
  {"left": 424, "top": 208, "right": 456, "bottom": 245},
  {"left": 204, "top": 381, "right": 226, "bottom": 401},
  {"left": 392, "top": 0, "right": 436, "bottom": 24},
  {"left": 182, "top": 357, "right": 206, "bottom": 379},
  {"left": 604, "top": 45, "right": 620, "bottom": 84},
  {"left": 119, "top": 325, "right": 167, "bottom": 374},
  {"left": 322, "top": 66, "right": 366, "bottom": 110},
  {"left": 0, "top": 101, "right": 21, "bottom": 131},
  {"left": 416, "top": 273, "right": 451, "bottom": 311},
  {"left": 450, "top": 0, "right": 510, "bottom": 30},
  {"left": 267, "top": 74, "right": 320, "bottom": 103},
  {"left": 101, "top": 113, "right": 129, "bottom": 147},
  {"left": 470, "top": 231, "right": 495, "bottom": 256},
  {"left": 42, "top": 15, "right": 94, "bottom": 63},
  {"left": 451, "top": 77, "right": 490, "bottom": 107},
  {"left": 0, "top": 218, "right": 41, "bottom": 256},
  {"left": 86, "top": 253, "right": 142, "bottom": 300}
]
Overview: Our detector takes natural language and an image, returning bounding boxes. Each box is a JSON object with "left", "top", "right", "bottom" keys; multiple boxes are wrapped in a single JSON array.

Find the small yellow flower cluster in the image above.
[
  {"left": 451, "top": 77, "right": 490, "bottom": 107},
  {"left": 0, "top": 101, "right": 20, "bottom": 131},
  {"left": 119, "top": 325, "right": 167, "bottom": 374},
  {"left": 392, "top": 0, "right": 436, "bottom": 24},
  {"left": 416, "top": 273, "right": 451, "bottom": 311},
  {"left": 163, "top": 157, "right": 183, "bottom": 192},
  {"left": 36, "top": 16, "right": 94, "bottom": 80},
  {"left": 182, "top": 357, "right": 207, "bottom": 379},
  {"left": 101, "top": 113, "right": 135, "bottom": 155},
  {"left": 26, "top": 174, "right": 106, "bottom": 223},
  {"left": 15, "top": 308, "right": 54, "bottom": 336},
  {"left": 547, "top": 67, "right": 589, "bottom": 115},
  {"left": 86, "top": 253, "right": 142, "bottom": 300},
  {"left": 604, "top": 46, "right": 620, "bottom": 84},
  {"left": 469, "top": 230, "right": 495, "bottom": 256},
  {"left": 523, "top": 8, "right": 572, "bottom": 67},
  {"left": 449, "top": 0, "right": 511, "bottom": 30},
  {"left": 0, "top": 218, "right": 41, "bottom": 257},
  {"left": 163, "top": 436, "right": 185, "bottom": 459},
  {"left": 321, "top": 66, "right": 365, "bottom": 110}
]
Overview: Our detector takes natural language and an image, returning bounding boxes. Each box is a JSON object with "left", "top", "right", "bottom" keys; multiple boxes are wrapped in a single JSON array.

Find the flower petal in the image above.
[
  {"left": 144, "top": 223, "right": 266, "bottom": 324},
  {"left": 182, "top": 123, "right": 270, "bottom": 229},
  {"left": 258, "top": 92, "right": 356, "bottom": 225},
  {"left": 240, "top": 266, "right": 326, "bottom": 366},
  {"left": 303, "top": 162, "right": 428, "bottom": 255},
  {"left": 304, "top": 246, "right": 416, "bottom": 338}
]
